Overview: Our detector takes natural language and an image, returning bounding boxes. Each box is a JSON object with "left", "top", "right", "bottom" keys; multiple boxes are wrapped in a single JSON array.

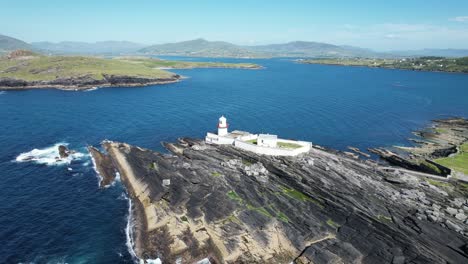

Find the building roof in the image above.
[{"left": 258, "top": 134, "right": 278, "bottom": 140}]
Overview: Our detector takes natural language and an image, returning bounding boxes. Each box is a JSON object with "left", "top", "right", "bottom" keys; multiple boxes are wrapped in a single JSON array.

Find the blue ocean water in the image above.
[{"left": 0, "top": 58, "right": 467, "bottom": 263}]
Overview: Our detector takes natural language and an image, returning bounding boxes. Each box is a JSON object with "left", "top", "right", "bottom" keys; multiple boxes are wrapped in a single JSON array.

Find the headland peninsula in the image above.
[
  {"left": 298, "top": 57, "right": 468, "bottom": 74},
  {"left": 0, "top": 50, "right": 261, "bottom": 91},
  {"left": 89, "top": 118, "right": 468, "bottom": 264}
]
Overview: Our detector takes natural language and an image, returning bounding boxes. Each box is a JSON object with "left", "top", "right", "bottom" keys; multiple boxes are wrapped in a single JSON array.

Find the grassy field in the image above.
[
  {"left": 246, "top": 139, "right": 257, "bottom": 144},
  {"left": 0, "top": 55, "right": 175, "bottom": 81},
  {"left": 0, "top": 52, "right": 260, "bottom": 83},
  {"left": 117, "top": 57, "right": 260, "bottom": 69},
  {"left": 434, "top": 143, "right": 468, "bottom": 175},
  {"left": 278, "top": 142, "right": 302, "bottom": 149}
]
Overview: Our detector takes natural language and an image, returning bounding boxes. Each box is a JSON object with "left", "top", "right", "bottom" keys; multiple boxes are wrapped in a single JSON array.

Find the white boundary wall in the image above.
[
  {"left": 238, "top": 134, "right": 258, "bottom": 141},
  {"left": 205, "top": 132, "right": 235, "bottom": 145},
  {"left": 234, "top": 139, "right": 311, "bottom": 156}
]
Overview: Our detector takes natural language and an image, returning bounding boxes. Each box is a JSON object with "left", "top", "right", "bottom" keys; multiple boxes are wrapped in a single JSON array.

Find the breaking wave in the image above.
[
  {"left": 125, "top": 196, "right": 138, "bottom": 263},
  {"left": 15, "top": 143, "right": 86, "bottom": 166},
  {"left": 84, "top": 87, "right": 99, "bottom": 92}
]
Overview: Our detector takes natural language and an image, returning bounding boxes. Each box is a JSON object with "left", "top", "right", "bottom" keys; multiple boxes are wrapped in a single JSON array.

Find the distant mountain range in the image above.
[
  {"left": 139, "top": 38, "right": 261, "bottom": 58},
  {"left": 31, "top": 41, "right": 146, "bottom": 55},
  {"left": 1, "top": 34, "right": 467, "bottom": 58},
  {"left": 139, "top": 38, "right": 380, "bottom": 58}
]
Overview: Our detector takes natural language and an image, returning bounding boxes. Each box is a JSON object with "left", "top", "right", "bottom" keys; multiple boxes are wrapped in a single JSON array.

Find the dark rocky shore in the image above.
[
  {"left": 369, "top": 118, "right": 468, "bottom": 176},
  {"left": 0, "top": 74, "right": 181, "bottom": 91},
  {"left": 90, "top": 136, "right": 468, "bottom": 263}
]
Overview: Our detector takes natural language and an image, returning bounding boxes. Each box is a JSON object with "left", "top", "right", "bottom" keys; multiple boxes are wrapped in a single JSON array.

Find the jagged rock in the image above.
[
  {"left": 392, "top": 255, "right": 405, "bottom": 264},
  {"left": 452, "top": 198, "right": 465, "bottom": 208},
  {"left": 445, "top": 220, "right": 463, "bottom": 232},
  {"left": 87, "top": 146, "right": 116, "bottom": 187},
  {"left": 445, "top": 207, "right": 458, "bottom": 216},
  {"left": 455, "top": 213, "right": 467, "bottom": 222},
  {"left": 428, "top": 215, "right": 439, "bottom": 222}
]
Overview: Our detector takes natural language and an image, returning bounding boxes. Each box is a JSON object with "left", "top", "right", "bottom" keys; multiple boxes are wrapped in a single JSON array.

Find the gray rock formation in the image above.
[{"left": 90, "top": 138, "right": 468, "bottom": 263}]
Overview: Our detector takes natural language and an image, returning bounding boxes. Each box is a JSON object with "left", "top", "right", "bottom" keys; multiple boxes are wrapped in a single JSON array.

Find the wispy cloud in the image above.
[
  {"left": 326, "top": 23, "right": 468, "bottom": 50},
  {"left": 450, "top": 16, "right": 468, "bottom": 22}
]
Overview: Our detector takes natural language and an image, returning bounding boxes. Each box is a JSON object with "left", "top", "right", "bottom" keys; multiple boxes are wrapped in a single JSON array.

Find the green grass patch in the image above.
[
  {"left": 246, "top": 203, "right": 273, "bottom": 218},
  {"left": 377, "top": 215, "right": 393, "bottom": 223},
  {"left": 434, "top": 143, "right": 468, "bottom": 175},
  {"left": 246, "top": 139, "right": 257, "bottom": 144},
  {"left": 276, "top": 211, "right": 290, "bottom": 223},
  {"left": 279, "top": 186, "right": 324, "bottom": 208},
  {"left": 227, "top": 190, "right": 243, "bottom": 203},
  {"left": 326, "top": 219, "right": 340, "bottom": 228},
  {"left": 223, "top": 214, "right": 241, "bottom": 225},
  {"left": 427, "top": 178, "right": 451, "bottom": 188},
  {"left": 420, "top": 160, "right": 442, "bottom": 174},
  {"left": 277, "top": 142, "right": 302, "bottom": 149},
  {"left": 435, "top": 128, "right": 448, "bottom": 134},
  {"left": 180, "top": 215, "right": 188, "bottom": 222},
  {"left": 211, "top": 172, "right": 222, "bottom": 177},
  {"left": 119, "top": 57, "right": 260, "bottom": 69},
  {"left": 242, "top": 159, "right": 253, "bottom": 166},
  {"left": 148, "top": 163, "right": 155, "bottom": 170}
]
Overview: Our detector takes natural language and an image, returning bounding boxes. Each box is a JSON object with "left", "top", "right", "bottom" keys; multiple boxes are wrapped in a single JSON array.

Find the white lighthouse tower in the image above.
[{"left": 218, "top": 115, "right": 228, "bottom": 136}]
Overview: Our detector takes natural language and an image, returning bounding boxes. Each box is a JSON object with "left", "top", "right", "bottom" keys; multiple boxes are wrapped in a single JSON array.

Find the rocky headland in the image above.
[
  {"left": 90, "top": 135, "right": 468, "bottom": 263},
  {"left": 0, "top": 50, "right": 260, "bottom": 91},
  {"left": 369, "top": 118, "right": 468, "bottom": 177}
]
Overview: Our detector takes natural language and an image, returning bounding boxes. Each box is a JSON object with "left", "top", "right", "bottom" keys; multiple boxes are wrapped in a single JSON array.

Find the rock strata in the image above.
[{"left": 90, "top": 138, "right": 468, "bottom": 263}]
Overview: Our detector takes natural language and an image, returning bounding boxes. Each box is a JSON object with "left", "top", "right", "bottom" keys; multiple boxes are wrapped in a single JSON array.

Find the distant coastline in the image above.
[{"left": 297, "top": 57, "right": 468, "bottom": 74}]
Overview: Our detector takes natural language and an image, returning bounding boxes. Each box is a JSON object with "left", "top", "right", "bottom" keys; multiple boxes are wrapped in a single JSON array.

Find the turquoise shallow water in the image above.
[{"left": 0, "top": 58, "right": 467, "bottom": 263}]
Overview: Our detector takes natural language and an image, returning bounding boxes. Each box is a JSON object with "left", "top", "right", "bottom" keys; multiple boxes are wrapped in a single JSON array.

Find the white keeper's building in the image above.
[{"left": 205, "top": 116, "right": 311, "bottom": 156}]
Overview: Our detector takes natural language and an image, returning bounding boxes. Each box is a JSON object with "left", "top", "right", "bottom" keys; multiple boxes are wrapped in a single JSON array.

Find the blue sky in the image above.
[{"left": 1, "top": 0, "right": 468, "bottom": 50}]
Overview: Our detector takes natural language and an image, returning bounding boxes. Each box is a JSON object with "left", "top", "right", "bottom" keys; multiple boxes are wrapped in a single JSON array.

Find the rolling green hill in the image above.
[
  {"left": 0, "top": 51, "right": 260, "bottom": 90},
  {"left": 140, "top": 38, "right": 262, "bottom": 58}
]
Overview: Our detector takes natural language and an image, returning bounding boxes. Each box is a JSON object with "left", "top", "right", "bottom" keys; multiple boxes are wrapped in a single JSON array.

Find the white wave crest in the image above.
[
  {"left": 0, "top": 91, "right": 6, "bottom": 95},
  {"left": 84, "top": 87, "right": 99, "bottom": 92},
  {"left": 15, "top": 143, "right": 86, "bottom": 166},
  {"left": 125, "top": 196, "right": 139, "bottom": 263}
]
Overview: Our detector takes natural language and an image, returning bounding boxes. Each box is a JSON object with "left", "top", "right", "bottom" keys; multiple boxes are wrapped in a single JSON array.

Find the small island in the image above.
[
  {"left": 298, "top": 57, "right": 468, "bottom": 74},
  {"left": 0, "top": 50, "right": 261, "bottom": 90}
]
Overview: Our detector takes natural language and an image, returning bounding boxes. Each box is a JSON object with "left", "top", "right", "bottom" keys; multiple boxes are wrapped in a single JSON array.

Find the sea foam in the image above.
[
  {"left": 125, "top": 197, "right": 138, "bottom": 263},
  {"left": 15, "top": 143, "right": 86, "bottom": 166}
]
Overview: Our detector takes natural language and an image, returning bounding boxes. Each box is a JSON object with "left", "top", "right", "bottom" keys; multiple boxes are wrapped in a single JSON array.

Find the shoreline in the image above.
[
  {"left": 297, "top": 60, "right": 468, "bottom": 75},
  {"left": 0, "top": 78, "right": 181, "bottom": 91},
  {"left": 369, "top": 118, "right": 468, "bottom": 177}
]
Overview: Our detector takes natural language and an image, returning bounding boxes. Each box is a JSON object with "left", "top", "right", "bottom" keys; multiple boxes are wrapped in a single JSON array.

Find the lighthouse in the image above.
[{"left": 218, "top": 115, "right": 228, "bottom": 136}]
